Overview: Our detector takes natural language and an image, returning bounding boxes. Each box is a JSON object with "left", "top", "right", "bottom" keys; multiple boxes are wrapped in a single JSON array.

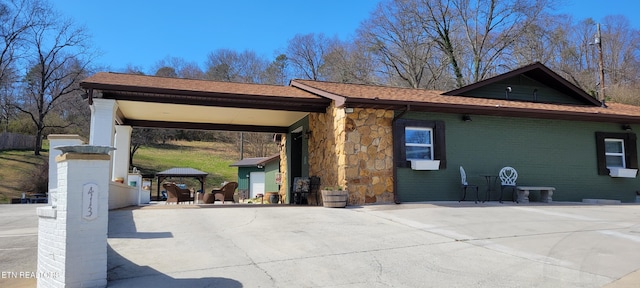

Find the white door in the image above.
[{"left": 249, "top": 172, "right": 265, "bottom": 198}]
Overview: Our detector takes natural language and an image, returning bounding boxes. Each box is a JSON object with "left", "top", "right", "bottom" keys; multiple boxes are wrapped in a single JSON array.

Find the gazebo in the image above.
[{"left": 156, "top": 167, "right": 208, "bottom": 200}]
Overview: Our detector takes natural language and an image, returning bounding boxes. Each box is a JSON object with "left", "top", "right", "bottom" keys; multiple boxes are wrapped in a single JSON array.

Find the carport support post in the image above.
[
  {"left": 36, "top": 150, "right": 111, "bottom": 288},
  {"left": 89, "top": 98, "right": 117, "bottom": 180},
  {"left": 112, "top": 125, "right": 132, "bottom": 181}
]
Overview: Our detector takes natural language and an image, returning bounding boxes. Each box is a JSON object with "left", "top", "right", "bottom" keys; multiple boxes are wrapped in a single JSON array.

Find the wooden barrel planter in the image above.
[
  {"left": 265, "top": 192, "right": 279, "bottom": 204},
  {"left": 321, "top": 190, "right": 348, "bottom": 208}
]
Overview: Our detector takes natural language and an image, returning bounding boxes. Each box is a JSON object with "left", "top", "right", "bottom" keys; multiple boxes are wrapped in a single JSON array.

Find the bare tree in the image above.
[
  {"left": 154, "top": 66, "right": 177, "bottom": 77},
  {"left": 261, "top": 54, "right": 289, "bottom": 85},
  {"left": 0, "top": 78, "right": 17, "bottom": 131},
  {"left": 321, "top": 39, "right": 380, "bottom": 84},
  {"left": 286, "top": 33, "right": 338, "bottom": 81},
  {"left": 601, "top": 15, "right": 640, "bottom": 87},
  {"left": 239, "top": 132, "right": 278, "bottom": 158},
  {"left": 152, "top": 56, "right": 204, "bottom": 79},
  {"left": 13, "top": 8, "right": 93, "bottom": 155},
  {"left": 357, "top": 0, "right": 448, "bottom": 88},
  {"left": 0, "top": 0, "right": 42, "bottom": 88},
  {"left": 424, "top": 0, "right": 549, "bottom": 86},
  {"left": 362, "top": 0, "right": 550, "bottom": 88},
  {"left": 0, "top": 0, "right": 44, "bottom": 131},
  {"left": 205, "top": 49, "right": 266, "bottom": 83}
]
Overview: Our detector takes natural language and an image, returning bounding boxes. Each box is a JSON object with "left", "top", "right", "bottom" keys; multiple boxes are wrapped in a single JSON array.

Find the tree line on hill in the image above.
[{"left": 1, "top": 0, "right": 639, "bottom": 157}]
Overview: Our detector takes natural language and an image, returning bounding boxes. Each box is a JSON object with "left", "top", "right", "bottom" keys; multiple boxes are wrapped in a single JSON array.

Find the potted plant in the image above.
[{"left": 320, "top": 186, "right": 348, "bottom": 208}]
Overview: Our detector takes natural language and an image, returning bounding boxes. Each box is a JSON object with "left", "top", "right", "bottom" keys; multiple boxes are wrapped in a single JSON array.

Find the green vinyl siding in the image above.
[
  {"left": 396, "top": 112, "right": 639, "bottom": 203},
  {"left": 265, "top": 160, "right": 280, "bottom": 192},
  {"left": 461, "top": 75, "right": 588, "bottom": 105},
  {"left": 237, "top": 167, "right": 261, "bottom": 190},
  {"left": 236, "top": 160, "right": 279, "bottom": 193}
]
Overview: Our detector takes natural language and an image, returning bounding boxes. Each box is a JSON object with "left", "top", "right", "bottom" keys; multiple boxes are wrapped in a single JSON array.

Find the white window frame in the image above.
[
  {"left": 605, "top": 138, "right": 626, "bottom": 168},
  {"left": 405, "top": 127, "right": 433, "bottom": 160}
]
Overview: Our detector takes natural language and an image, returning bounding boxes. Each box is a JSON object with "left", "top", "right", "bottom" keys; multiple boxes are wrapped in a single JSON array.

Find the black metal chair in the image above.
[
  {"left": 459, "top": 166, "right": 479, "bottom": 203},
  {"left": 292, "top": 177, "right": 310, "bottom": 204}
]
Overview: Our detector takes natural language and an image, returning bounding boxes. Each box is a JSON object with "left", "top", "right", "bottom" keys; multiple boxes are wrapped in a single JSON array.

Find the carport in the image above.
[{"left": 79, "top": 73, "right": 331, "bottom": 206}]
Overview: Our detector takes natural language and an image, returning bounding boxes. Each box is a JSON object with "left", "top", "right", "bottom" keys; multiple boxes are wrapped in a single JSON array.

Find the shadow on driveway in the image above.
[{"left": 107, "top": 209, "right": 242, "bottom": 287}]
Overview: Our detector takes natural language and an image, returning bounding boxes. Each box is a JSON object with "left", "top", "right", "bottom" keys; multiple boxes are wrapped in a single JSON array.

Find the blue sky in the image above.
[{"left": 54, "top": 0, "right": 640, "bottom": 74}]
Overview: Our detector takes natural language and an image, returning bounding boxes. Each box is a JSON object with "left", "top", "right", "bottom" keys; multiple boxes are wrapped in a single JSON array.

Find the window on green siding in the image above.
[
  {"left": 393, "top": 119, "right": 446, "bottom": 169},
  {"left": 605, "top": 138, "right": 625, "bottom": 168},
  {"left": 595, "top": 132, "right": 637, "bottom": 175},
  {"left": 405, "top": 127, "right": 433, "bottom": 160}
]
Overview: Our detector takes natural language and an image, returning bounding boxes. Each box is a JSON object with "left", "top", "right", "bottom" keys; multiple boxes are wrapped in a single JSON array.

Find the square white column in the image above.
[
  {"left": 89, "top": 98, "right": 117, "bottom": 180},
  {"left": 112, "top": 125, "right": 132, "bottom": 181}
]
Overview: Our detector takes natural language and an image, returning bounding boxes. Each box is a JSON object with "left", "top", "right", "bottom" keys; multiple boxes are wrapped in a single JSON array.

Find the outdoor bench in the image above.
[{"left": 516, "top": 186, "right": 556, "bottom": 203}]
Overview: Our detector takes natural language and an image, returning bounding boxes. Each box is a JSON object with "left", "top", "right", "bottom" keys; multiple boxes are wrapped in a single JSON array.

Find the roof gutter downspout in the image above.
[{"left": 391, "top": 105, "right": 410, "bottom": 204}]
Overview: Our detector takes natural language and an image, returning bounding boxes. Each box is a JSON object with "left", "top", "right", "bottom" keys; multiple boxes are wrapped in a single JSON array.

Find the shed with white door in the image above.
[{"left": 230, "top": 154, "right": 280, "bottom": 199}]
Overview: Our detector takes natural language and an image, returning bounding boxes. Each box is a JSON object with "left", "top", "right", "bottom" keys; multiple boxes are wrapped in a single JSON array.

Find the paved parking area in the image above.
[
  {"left": 0, "top": 204, "right": 44, "bottom": 288},
  {"left": 2, "top": 202, "right": 640, "bottom": 287},
  {"left": 107, "top": 202, "right": 640, "bottom": 287}
]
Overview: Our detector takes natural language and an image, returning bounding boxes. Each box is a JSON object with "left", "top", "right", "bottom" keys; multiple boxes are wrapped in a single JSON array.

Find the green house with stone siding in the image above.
[
  {"left": 288, "top": 62, "right": 640, "bottom": 204},
  {"left": 80, "top": 62, "right": 640, "bottom": 205}
]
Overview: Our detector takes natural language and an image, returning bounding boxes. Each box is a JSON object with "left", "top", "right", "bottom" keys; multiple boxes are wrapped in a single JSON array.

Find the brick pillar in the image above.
[
  {"left": 47, "top": 134, "right": 85, "bottom": 204},
  {"left": 37, "top": 148, "right": 111, "bottom": 288}
]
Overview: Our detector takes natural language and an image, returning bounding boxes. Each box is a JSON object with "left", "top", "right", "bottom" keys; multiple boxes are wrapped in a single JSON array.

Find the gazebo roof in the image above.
[
  {"left": 230, "top": 154, "right": 280, "bottom": 167},
  {"left": 155, "top": 167, "right": 208, "bottom": 198},
  {"left": 157, "top": 167, "right": 208, "bottom": 177}
]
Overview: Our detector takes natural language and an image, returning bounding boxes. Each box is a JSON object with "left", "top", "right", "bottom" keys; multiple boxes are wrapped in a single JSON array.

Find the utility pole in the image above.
[
  {"left": 240, "top": 132, "right": 244, "bottom": 160},
  {"left": 595, "top": 23, "right": 605, "bottom": 101}
]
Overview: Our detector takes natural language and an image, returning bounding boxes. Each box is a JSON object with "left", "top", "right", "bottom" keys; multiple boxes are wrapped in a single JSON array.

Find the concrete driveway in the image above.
[
  {"left": 106, "top": 202, "right": 640, "bottom": 287},
  {"left": 2, "top": 202, "right": 640, "bottom": 287},
  {"left": 0, "top": 204, "right": 44, "bottom": 288}
]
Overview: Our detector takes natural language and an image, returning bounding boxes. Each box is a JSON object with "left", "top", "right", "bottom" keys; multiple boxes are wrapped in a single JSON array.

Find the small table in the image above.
[{"left": 481, "top": 175, "right": 499, "bottom": 202}]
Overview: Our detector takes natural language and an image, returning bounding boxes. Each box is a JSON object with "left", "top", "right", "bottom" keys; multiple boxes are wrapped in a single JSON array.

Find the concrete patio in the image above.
[{"left": 3, "top": 201, "right": 640, "bottom": 287}]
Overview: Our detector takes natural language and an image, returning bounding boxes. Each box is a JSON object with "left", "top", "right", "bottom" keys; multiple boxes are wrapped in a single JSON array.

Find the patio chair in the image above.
[
  {"left": 459, "top": 166, "right": 479, "bottom": 203},
  {"left": 292, "top": 177, "right": 310, "bottom": 204},
  {"left": 498, "top": 166, "right": 518, "bottom": 203},
  {"left": 203, "top": 182, "right": 238, "bottom": 204},
  {"left": 163, "top": 183, "right": 193, "bottom": 204}
]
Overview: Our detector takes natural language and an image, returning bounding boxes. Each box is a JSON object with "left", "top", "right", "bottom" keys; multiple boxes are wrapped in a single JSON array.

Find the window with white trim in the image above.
[
  {"left": 405, "top": 127, "right": 433, "bottom": 160},
  {"left": 595, "top": 132, "right": 637, "bottom": 175},
  {"left": 394, "top": 119, "right": 446, "bottom": 169},
  {"left": 605, "top": 138, "right": 625, "bottom": 168}
]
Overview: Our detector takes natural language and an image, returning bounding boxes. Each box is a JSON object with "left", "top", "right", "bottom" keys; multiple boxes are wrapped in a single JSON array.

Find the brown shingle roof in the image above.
[
  {"left": 443, "top": 62, "right": 602, "bottom": 106},
  {"left": 81, "top": 72, "right": 321, "bottom": 100},
  {"left": 291, "top": 79, "right": 640, "bottom": 123}
]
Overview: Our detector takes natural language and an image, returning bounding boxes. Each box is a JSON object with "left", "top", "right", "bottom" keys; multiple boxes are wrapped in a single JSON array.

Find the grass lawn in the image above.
[
  {"left": 0, "top": 140, "right": 241, "bottom": 204},
  {"left": 0, "top": 150, "right": 48, "bottom": 203}
]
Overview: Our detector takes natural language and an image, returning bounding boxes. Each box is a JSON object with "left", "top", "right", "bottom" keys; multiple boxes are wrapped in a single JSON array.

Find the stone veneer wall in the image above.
[
  {"left": 308, "top": 104, "right": 395, "bottom": 205},
  {"left": 279, "top": 134, "right": 288, "bottom": 203}
]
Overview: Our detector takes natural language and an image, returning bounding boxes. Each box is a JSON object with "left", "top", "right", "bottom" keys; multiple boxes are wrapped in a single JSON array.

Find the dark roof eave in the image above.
[
  {"left": 411, "top": 103, "right": 640, "bottom": 123},
  {"left": 344, "top": 98, "right": 640, "bottom": 124},
  {"left": 83, "top": 83, "right": 331, "bottom": 113},
  {"left": 124, "top": 119, "right": 290, "bottom": 133}
]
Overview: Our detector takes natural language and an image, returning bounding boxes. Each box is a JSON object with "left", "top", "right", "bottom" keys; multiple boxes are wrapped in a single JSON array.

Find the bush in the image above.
[{"left": 19, "top": 159, "right": 48, "bottom": 193}]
